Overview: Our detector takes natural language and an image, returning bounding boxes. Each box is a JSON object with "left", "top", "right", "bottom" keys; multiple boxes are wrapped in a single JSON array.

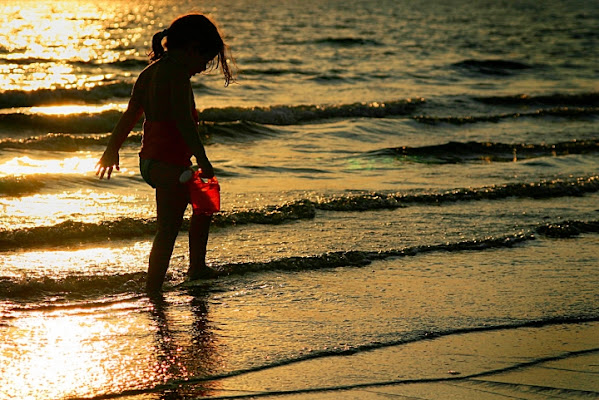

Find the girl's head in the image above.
[{"left": 150, "top": 13, "right": 234, "bottom": 86}]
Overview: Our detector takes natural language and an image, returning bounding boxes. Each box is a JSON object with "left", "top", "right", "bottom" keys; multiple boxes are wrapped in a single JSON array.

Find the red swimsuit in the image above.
[{"left": 139, "top": 108, "right": 199, "bottom": 167}]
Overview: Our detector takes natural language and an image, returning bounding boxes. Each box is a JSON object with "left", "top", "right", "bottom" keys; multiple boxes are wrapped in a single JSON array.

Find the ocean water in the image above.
[{"left": 0, "top": 0, "right": 598, "bottom": 398}]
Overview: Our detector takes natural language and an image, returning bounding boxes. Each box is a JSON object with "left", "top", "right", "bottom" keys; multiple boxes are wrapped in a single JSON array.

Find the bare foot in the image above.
[{"left": 187, "top": 266, "right": 219, "bottom": 281}]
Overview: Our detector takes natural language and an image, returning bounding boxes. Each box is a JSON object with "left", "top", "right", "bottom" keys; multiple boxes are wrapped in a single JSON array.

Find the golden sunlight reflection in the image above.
[
  {"left": 1, "top": 308, "right": 162, "bottom": 399},
  {"left": 0, "top": 298, "right": 220, "bottom": 399},
  {"left": 0, "top": 155, "right": 98, "bottom": 177},
  {"left": 29, "top": 103, "right": 127, "bottom": 115},
  {"left": 0, "top": 242, "right": 150, "bottom": 279},
  {"left": 0, "top": 2, "right": 140, "bottom": 91},
  {"left": 3, "top": 4, "right": 116, "bottom": 63},
  {"left": 0, "top": 191, "right": 152, "bottom": 230}
]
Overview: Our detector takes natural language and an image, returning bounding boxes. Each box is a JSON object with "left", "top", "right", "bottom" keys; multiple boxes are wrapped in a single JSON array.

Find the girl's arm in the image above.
[
  {"left": 170, "top": 73, "right": 214, "bottom": 178},
  {"left": 96, "top": 98, "right": 144, "bottom": 179}
]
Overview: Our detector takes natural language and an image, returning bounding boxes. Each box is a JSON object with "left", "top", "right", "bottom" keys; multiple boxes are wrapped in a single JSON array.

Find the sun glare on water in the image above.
[
  {"left": 0, "top": 1, "right": 142, "bottom": 92},
  {"left": 0, "top": 155, "right": 98, "bottom": 177},
  {"left": 1, "top": 307, "right": 163, "bottom": 399},
  {"left": 28, "top": 103, "right": 127, "bottom": 115}
]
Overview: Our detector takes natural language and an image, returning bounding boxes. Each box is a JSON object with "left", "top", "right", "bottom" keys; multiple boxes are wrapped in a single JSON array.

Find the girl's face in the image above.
[{"left": 187, "top": 46, "right": 218, "bottom": 76}]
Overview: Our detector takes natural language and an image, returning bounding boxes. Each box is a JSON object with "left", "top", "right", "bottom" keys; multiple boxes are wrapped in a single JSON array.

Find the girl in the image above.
[{"left": 96, "top": 13, "right": 234, "bottom": 293}]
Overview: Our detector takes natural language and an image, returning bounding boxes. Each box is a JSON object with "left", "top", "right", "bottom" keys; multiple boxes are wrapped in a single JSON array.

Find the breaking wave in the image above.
[
  {"left": 0, "top": 99, "right": 424, "bottom": 136},
  {"left": 2, "top": 218, "right": 598, "bottom": 301},
  {"left": 315, "top": 175, "right": 599, "bottom": 210},
  {"left": 368, "top": 139, "right": 599, "bottom": 163},
  {"left": 0, "top": 201, "right": 318, "bottom": 251},
  {"left": 0, "top": 174, "right": 48, "bottom": 196},
  {"left": 0, "top": 272, "right": 146, "bottom": 301},
  {"left": 0, "top": 132, "right": 140, "bottom": 152},
  {"left": 452, "top": 59, "right": 533, "bottom": 75},
  {"left": 0, "top": 110, "right": 125, "bottom": 133},
  {"left": 0, "top": 121, "right": 275, "bottom": 153},
  {"left": 197, "top": 98, "right": 425, "bottom": 125},
  {"left": 1, "top": 176, "right": 597, "bottom": 250},
  {"left": 0, "top": 83, "right": 133, "bottom": 109},
  {"left": 312, "top": 37, "right": 383, "bottom": 47},
  {"left": 475, "top": 91, "right": 599, "bottom": 107},
  {"left": 413, "top": 106, "right": 599, "bottom": 125}
]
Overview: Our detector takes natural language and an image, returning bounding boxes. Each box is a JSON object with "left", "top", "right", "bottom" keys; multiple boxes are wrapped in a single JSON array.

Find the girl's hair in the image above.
[{"left": 149, "top": 13, "right": 234, "bottom": 86}]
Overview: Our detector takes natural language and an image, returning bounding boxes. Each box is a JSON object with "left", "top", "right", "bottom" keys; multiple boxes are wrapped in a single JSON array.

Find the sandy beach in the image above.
[{"left": 202, "top": 322, "right": 599, "bottom": 399}]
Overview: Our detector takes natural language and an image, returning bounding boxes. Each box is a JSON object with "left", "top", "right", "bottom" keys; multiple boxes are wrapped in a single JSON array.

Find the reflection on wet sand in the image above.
[{"left": 147, "top": 289, "right": 222, "bottom": 398}]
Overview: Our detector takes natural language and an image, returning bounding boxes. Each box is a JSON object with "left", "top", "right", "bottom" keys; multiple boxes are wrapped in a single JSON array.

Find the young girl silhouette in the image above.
[{"left": 96, "top": 14, "right": 234, "bottom": 293}]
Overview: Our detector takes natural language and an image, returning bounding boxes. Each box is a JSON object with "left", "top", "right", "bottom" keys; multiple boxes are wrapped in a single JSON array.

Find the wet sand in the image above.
[
  {"left": 115, "top": 237, "right": 599, "bottom": 400},
  {"left": 4, "top": 235, "right": 598, "bottom": 400},
  {"left": 115, "top": 321, "right": 599, "bottom": 399},
  {"left": 206, "top": 323, "right": 599, "bottom": 399}
]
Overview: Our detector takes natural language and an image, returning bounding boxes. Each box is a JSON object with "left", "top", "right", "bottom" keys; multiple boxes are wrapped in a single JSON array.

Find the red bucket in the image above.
[{"left": 184, "top": 171, "right": 220, "bottom": 215}]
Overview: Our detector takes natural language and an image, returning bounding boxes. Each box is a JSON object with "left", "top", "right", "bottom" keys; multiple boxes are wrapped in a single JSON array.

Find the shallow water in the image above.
[
  {"left": 2, "top": 236, "right": 598, "bottom": 399},
  {"left": 0, "top": 0, "right": 598, "bottom": 398}
]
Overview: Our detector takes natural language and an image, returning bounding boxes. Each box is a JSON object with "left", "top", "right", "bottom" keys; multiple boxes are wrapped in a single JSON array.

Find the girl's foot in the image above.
[{"left": 187, "top": 266, "right": 219, "bottom": 281}]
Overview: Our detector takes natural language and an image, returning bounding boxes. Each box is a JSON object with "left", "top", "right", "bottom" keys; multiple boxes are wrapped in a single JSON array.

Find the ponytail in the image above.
[{"left": 149, "top": 29, "right": 169, "bottom": 62}]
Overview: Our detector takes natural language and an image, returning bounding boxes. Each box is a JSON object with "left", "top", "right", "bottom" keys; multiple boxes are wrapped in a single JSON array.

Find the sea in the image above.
[{"left": 0, "top": 0, "right": 598, "bottom": 398}]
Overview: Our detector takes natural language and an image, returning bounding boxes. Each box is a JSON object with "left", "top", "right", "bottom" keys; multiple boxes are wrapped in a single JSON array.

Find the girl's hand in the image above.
[
  {"left": 96, "top": 150, "right": 120, "bottom": 179},
  {"left": 197, "top": 158, "right": 214, "bottom": 179}
]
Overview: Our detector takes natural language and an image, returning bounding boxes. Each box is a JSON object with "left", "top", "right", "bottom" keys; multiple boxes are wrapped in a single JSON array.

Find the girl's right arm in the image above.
[{"left": 96, "top": 97, "right": 143, "bottom": 179}]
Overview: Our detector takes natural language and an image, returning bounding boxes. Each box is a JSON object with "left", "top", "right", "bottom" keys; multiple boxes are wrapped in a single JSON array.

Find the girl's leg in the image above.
[
  {"left": 188, "top": 213, "right": 215, "bottom": 279},
  {"left": 146, "top": 164, "right": 188, "bottom": 293}
]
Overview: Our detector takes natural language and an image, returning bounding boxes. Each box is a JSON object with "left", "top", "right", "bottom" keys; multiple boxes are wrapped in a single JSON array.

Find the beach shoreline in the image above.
[{"left": 117, "top": 321, "right": 599, "bottom": 399}]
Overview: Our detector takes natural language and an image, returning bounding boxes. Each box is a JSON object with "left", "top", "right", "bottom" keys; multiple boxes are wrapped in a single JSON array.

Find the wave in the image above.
[
  {"left": 2, "top": 56, "right": 148, "bottom": 69},
  {"left": 0, "top": 121, "right": 274, "bottom": 153},
  {"left": 200, "top": 121, "right": 279, "bottom": 141},
  {"left": 476, "top": 91, "right": 599, "bottom": 107},
  {"left": 367, "top": 139, "right": 599, "bottom": 164},
  {"left": 197, "top": 98, "right": 425, "bottom": 125},
  {"left": 239, "top": 67, "right": 316, "bottom": 77},
  {"left": 314, "top": 37, "right": 383, "bottom": 46},
  {"left": 413, "top": 106, "right": 599, "bottom": 125},
  {"left": 0, "top": 83, "right": 133, "bottom": 108},
  {"left": 82, "top": 58, "right": 148, "bottom": 70},
  {"left": 0, "top": 171, "right": 144, "bottom": 197},
  {"left": 0, "top": 166, "right": 143, "bottom": 197},
  {"left": 0, "top": 110, "right": 124, "bottom": 133},
  {"left": 219, "top": 232, "right": 534, "bottom": 277},
  {"left": 315, "top": 175, "right": 599, "bottom": 210},
  {"left": 2, "top": 218, "right": 598, "bottom": 301},
  {"left": 0, "top": 132, "right": 138, "bottom": 152},
  {"left": 308, "top": 73, "right": 350, "bottom": 83},
  {"left": 1, "top": 176, "right": 597, "bottom": 250},
  {"left": 0, "top": 99, "right": 423, "bottom": 136},
  {"left": 0, "top": 218, "right": 158, "bottom": 252},
  {"left": 452, "top": 59, "right": 533, "bottom": 75},
  {"left": 0, "top": 234, "right": 527, "bottom": 301},
  {"left": 281, "top": 37, "right": 383, "bottom": 47},
  {"left": 0, "top": 175, "right": 47, "bottom": 196},
  {"left": 0, "top": 201, "right": 317, "bottom": 251},
  {"left": 0, "top": 79, "right": 215, "bottom": 109},
  {"left": 0, "top": 272, "right": 146, "bottom": 300},
  {"left": 536, "top": 220, "right": 599, "bottom": 238}
]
